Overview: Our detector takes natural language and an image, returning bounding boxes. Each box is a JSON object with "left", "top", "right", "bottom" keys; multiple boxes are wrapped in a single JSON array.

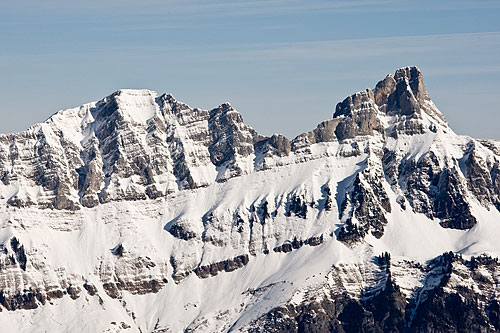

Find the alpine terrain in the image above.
[{"left": 1, "top": 66, "right": 500, "bottom": 332}]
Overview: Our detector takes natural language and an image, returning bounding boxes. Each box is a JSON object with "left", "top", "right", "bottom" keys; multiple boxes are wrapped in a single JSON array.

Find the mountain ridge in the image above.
[
  {"left": 0, "top": 66, "right": 463, "bottom": 210},
  {"left": 1, "top": 66, "right": 500, "bottom": 332}
]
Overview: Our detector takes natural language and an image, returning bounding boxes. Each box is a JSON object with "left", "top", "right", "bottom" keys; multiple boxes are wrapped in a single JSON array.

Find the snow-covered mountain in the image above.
[{"left": 1, "top": 66, "right": 500, "bottom": 332}]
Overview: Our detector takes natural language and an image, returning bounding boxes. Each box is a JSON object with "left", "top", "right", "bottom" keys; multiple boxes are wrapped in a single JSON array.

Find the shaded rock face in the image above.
[
  {"left": 435, "top": 168, "right": 477, "bottom": 229},
  {"left": 375, "top": 66, "right": 430, "bottom": 118},
  {"left": 387, "top": 66, "right": 428, "bottom": 116},
  {"left": 374, "top": 66, "right": 446, "bottom": 137},
  {"left": 102, "top": 279, "right": 164, "bottom": 299},
  {"left": 10, "top": 237, "right": 27, "bottom": 271},
  {"left": 83, "top": 283, "right": 97, "bottom": 296},
  {"left": 394, "top": 150, "right": 477, "bottom": 230},
  {"left": 394, "top": 66, "right": 430, "bottom": 104},
  {"left": 98, "top": 255, "right": 168, "bottom": 299},
  {"left": 208, "top": 103, "right": 265, "bottom": 168},
  {"left": 255, "top": 134, "right": 291, "bottom": 158},
  {"left": 168, "top": 222, "right": 198, "bottom": 241},
  {"left": 0, "top": 275, "right": 82, "bottom": 312},
  {"left": 247, "top": 253, "right": 500, "bottom": 333},
  {"left": 337, "top": 170, "right": 391, "bottom": 244},
  {"left": 170, "top": 254, "right": 250, "bottom": 283},
  {"left": 374, "top": 74, "right": 396, "bottom": 107},
  {"left": 463, "top": 142, "right": 500, "bottom": 210}
]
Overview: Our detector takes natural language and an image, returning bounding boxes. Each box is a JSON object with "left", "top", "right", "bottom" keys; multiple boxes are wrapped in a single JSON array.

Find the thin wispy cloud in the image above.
[
  {"left": 8, "top": 0, "right": 500, "bottom": 21},
  {"left": 178, "top": 32, "right": 500, "bottom": 66},
  {"left": 9, "top": 0, "right": 500, "bottom": 20},
  {"left": 4, "top": 31, "right": 498, "bottom": 59},
  {"left": 0, "top": 0, "right": 400, "bottom": 13},
  {"left": 1, "top": 0, "right": 499, "bottom": 139}
]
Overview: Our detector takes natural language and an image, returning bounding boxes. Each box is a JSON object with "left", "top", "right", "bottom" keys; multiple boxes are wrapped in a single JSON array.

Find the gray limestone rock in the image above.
[
  {"left": 255, "top": 134, "right": 291, "bottom": 157},
  {"left": 291, "top": 119, "right": 341, "bottom": 150},
  {"left": 208, "top": 103, "right": 265, "bottom": 167},
  {"left": 333, "top": 89, "right": 385, "bottom": 141},
  {"left": 337, "top": 171, "right": 391, "bottom": 245},
  {"left": 374, "top": 74, "right": 396, "bottom": 108}
]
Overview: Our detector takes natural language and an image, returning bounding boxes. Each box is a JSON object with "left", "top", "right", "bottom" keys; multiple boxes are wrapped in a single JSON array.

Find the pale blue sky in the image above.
[{"left": 1, "top": 0, "right": 499, "bottom": 139}]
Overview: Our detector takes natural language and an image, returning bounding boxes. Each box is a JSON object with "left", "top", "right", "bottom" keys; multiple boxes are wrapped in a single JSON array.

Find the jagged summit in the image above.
[{"left": 329, "top": 66, "right": 449, "bottom": 142}]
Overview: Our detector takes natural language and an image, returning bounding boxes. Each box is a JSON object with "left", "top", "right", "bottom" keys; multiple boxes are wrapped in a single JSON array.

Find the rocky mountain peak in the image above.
[
  {"left": 381, "top": 66, "right": 446, "bottom": 125},
  {"left": 159, "top": 92, "right": 176, "bottom": 104},
  {"left": 327, "top": 66, "right": 449, "bottom": 141},
  {"left": 336, "top": 66, "right": 429, "bottom": 120},
  {"left": 208, "top": 102, "right": 265, "bottom": 168},
  {"left": 91, "top": 88, "right": 159, "bottom": 126},
  {"left": 209, "top": 102, "right": 243, "bottom": 124},
  {"left": 373, "top": 66, "right": 429, "bottom": 116}
]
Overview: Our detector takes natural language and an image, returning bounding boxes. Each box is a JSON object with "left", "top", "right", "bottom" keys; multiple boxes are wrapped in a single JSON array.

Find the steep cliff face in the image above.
[{"left": 0, "top": 67, "right": 500, "bottom": 332}]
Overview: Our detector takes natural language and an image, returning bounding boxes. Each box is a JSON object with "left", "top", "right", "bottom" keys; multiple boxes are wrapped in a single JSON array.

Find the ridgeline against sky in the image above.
[{"left": 1, "top": 0, "right": 499, "bottom": 139}]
